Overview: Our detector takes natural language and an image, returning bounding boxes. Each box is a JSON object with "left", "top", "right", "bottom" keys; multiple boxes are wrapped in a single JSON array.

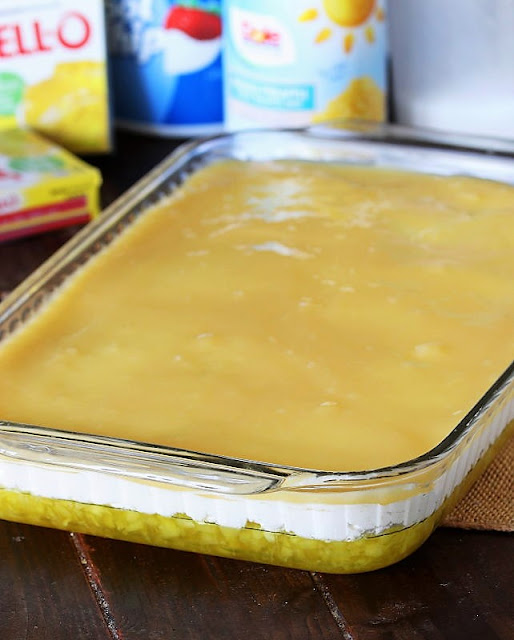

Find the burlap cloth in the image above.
[{"left": 441, "top": 432, "right": 513, "bottom": 532}]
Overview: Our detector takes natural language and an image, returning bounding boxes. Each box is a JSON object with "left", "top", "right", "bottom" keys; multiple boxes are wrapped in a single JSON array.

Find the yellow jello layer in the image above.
[{"left": 0, "top": 161, "right": 513, "bottom": 471}]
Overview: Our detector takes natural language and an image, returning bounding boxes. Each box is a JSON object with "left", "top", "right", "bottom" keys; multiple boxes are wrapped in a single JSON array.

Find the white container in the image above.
[{"left": 389, "top": 0, "right": 514, "bottom": 139}]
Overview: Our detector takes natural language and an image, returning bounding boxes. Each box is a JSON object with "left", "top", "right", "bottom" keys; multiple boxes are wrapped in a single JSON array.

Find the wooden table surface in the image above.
[{"left": 0, "top": 132, "right": 512, "bottom": 640}]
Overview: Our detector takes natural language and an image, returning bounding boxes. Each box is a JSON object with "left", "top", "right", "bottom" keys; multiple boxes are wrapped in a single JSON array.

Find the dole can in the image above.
[{"left": 222, "top": 0, "right": 387, "bottom": 130}]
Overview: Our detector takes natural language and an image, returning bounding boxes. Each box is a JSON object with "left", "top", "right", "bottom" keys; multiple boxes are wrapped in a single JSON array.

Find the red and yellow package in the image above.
[
  {"left": 0, "top": 1, "right": 112, "bottom": 154},
  {"left": 0, "top": 128, "right": 101, "bottom": 242}
]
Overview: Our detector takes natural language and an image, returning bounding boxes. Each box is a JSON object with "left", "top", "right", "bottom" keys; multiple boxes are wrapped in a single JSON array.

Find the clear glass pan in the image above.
[{"left": 0, "top": 122, "right": 513, "bottom": 573}]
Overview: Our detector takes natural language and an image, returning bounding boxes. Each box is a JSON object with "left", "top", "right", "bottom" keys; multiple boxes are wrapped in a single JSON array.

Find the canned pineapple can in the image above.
[{"left": 223, "top": 0, "right": 387, "bottom": 130}]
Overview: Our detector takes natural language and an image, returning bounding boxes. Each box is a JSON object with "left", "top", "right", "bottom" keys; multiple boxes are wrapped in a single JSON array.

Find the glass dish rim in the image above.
[{"left": 0, "top": 120, "right": 513, "bottom": 489}]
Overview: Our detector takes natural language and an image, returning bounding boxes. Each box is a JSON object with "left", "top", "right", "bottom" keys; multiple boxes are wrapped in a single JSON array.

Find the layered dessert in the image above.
[{"left": 0, "top": 157, "right": 512, "bottom": 573}]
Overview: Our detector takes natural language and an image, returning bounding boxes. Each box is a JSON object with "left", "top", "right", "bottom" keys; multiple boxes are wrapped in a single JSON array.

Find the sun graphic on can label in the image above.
[
  {"left": 323, "top": 0, "right": 376, "bottom": 26},
  {"left": 299, "top": 0, "right": 385, "bottom": 52}
]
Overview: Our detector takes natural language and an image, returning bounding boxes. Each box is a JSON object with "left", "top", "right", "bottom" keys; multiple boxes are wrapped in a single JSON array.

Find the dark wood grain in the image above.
[
  {"left": 0, "top": 226, "right": 79, "bottom": 291},
  {"left": 319, "top": 528, "right": 514, "bottom": 640},
  {"left": 88, "top": 131, "right": 175, "bottom": 206},
  {"left": 0, "top": 522, "right": 111, "bottom": 640},
  {"left": 75, "top": 534, "right": 344, "bottom": 640}
]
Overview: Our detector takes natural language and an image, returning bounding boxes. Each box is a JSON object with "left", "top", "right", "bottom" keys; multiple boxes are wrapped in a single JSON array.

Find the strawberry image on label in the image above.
[
  {"left": 162, "top": 2, "right": 222, "bottom": 75},
  {"left": 164, "top": 5, "right": 222, "bottom": 40}
]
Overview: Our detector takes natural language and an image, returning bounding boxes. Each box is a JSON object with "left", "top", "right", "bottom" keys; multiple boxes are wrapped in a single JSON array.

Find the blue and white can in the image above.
[{"left": 106, "top": 0, "right": 223, "bottom": 137}]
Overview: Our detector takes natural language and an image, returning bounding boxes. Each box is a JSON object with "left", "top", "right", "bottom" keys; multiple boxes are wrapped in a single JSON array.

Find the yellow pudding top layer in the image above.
[{"left": 0, "top": 160, "right": 513, "bottom": 471}]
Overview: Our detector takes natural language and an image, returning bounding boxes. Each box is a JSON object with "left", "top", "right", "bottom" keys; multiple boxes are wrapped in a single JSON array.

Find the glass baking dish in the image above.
[{"left": 0, "top": 122, "right": 513, "bottom": 574}]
